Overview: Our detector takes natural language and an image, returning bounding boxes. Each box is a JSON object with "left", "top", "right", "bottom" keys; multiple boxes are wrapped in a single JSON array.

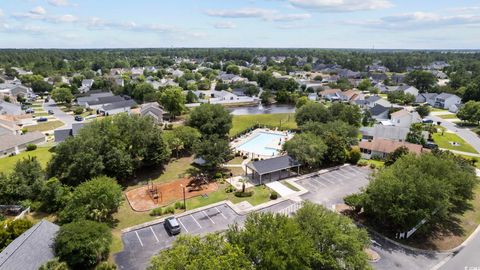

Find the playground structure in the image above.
[{"left": 125, "top": 177, "right": 219, "bottom": 212}]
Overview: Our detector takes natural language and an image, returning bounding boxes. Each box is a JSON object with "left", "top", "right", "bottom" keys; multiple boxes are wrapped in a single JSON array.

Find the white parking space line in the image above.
[
  {"left": 215, "top": 207, "right": 227, "bottom": 219},
  {"left": 339, "top": 169, "right": 357, "bottom": 177},
  {"left": 310, "top": 178, "right": 328, "bottom": 187},
  {"left": 320, "top": 177, "right": 335, "bottom": 184},
  {"left": 203, "top": 211, "right": 215, "bottom": 224},
  {"left": 150, "top": 227, "right": 159, "bottom": 243},
  {"left": 302, "top": 181, "right": 318, "bottom": 191},
  {"left": 178, "top": 218, "right": 189, "bottom": 233},
  {"left": 190, "top": 215, "right": 202, "bottom": 228},
  {"left": 135, "top": 231, "right": 144, "bottom": 247}
]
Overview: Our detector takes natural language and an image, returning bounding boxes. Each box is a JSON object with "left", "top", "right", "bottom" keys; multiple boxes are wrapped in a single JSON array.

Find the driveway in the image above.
[
  {"left": 427, "top": 115, "right": 480, "bottom": 153},
  {"left": 43, "top": 99, "right": 76, "bottom": 129}
]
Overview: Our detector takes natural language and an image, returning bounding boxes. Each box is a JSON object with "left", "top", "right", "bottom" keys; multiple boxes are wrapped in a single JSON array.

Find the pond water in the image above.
[{"left": 228, "top": 104, "right": 296, "bottom": 115}]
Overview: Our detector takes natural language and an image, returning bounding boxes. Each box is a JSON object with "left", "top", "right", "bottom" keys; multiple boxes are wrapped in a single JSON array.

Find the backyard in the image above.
[
  {"left": 432, "top": 132, "right": 479, "bottom": 154},
  {"left": 0, "top": 146, "right": 53, "bottom": 173},
  {"left": 230, "top": 113, "right": 297, "bottom": 136}
]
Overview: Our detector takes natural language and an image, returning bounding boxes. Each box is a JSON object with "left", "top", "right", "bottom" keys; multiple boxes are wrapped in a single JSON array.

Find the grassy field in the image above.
[
  {"left": 226, "top": 156, "right": 245, "bottom": 165},
  {"left": 0, "top": 146, "right": 53, "bottom": 174},
  {"left": 25, "top": 120, "right": 64, "bottom": 132},
  {"left": 437, "top": 114, "right": 458, "bottom": 119},
  {"left": 431, "top": 107, "right": 449, "bottom": 113},
  {"left": 280, "top": 180, "right": 300, "bottom": 191},
  {"left": 432, "top": 132, "right": 479, "bottom": 154},
  {"left": 230, "top": 113, "right": 297, "bottom": 136}
]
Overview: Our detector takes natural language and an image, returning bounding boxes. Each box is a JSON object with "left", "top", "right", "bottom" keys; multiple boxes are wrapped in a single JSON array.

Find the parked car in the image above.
[
  {"left": 45, "top": 97, "right": 50, "bottom": 102},
  {"left": 25, "top": 108, "right": 35, "bottom": 114},
  {"left": 74, "top": 115, "right": 83, "bottom": 122},
  {"left": 422, "top": 119, "right": 434, "bottom": 124},
  {"left": 48, "top": 110, "right": 54, "bottom": 115},
  {"left": 37, "top": 117, "right": 48, "bottom": 122},
  {"left": 164, "top": 217, "right": 181, "bottom": 235},
  {"left": 424, "top": 141, "right": 438, "bottom": 150}
]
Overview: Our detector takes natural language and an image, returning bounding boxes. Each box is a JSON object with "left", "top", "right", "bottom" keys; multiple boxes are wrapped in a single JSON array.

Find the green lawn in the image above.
[
  {"left": 24, "top": 121, "right": 64, "bottom": 132},
  {"left": 437, "top": 114, "right": 458, "bottom": 119},
  {"left": 359, "top": 159, "right": 385, "bottom": 168},
  {"left": 230, "top": 113, "right": 297, "bottom": 136},
  {"left": 280, "top": 180, "right": 300, "bottom": 191},
  {"left": 431, "top": 107, "right": 449, "bottom": 112},
  {"left": 0, "top": 146, "right": 53, "bottom": 174},
  {"left": 432, "top": 132, "right": 479, "bottom": 154},
  {"left": 226, "top": 156, "right": 245, "bottom": 165}
]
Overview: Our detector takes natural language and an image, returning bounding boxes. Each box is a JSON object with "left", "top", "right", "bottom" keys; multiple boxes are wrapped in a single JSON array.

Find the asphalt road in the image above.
[
  {"left": 43, "top": 99, "right": 76, "bottom": 129},
  {"left": 440, "top": 228, "right": 480, "bottom": 270}
]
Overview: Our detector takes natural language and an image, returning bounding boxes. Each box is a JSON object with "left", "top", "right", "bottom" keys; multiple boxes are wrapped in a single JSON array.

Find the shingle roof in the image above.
[
  {"left": 86, "top": 95, "right": 125, "bottom": 106},
  {"left": 359, "top": 138, "right": 423, "bottom": 155},
  {"left": 0, "top": 220, "right": 59, "bottom": 270},
  {"left": 246, "top": 155, "right": 301, "bottom": 175},
  {"left": 54, "top": 129, "right": 71, "bottom": 143},
  {"left": 101, "top": 99, "right": 137, "bottom": 111},
  {"left": 0, "top": 132, "right": 45, "bottom": 151},
  {"left": 369, "top": 104, "right": 389, "bottom": 116}
]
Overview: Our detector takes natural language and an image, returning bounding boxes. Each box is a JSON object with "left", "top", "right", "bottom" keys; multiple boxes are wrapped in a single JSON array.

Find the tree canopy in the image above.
[
  {"left": 158, "top": 86, "right": 186, "bottom": 119},
  {"left": 187, "top": 103, "right": 232, "bottom": 137}
]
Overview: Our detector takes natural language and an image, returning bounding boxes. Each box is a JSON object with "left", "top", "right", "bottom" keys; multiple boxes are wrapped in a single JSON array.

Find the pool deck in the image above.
[{"left": 231, "top": 128, "right": 294, "bottom": 159}]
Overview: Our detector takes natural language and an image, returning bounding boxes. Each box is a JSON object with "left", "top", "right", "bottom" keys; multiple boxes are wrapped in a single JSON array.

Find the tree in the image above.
[
  {"left": 0, "top": 157, "right": 45, "bottom": 204},
  {"left": 406, "top": 123, "right": 426, "bottom": 145},
  {"left": 300, "top": 120, "right": 359, "bottom": 146},
  {"left": 295, "top": 102, "right": 331, "bottom": 126},
  {"left": 40, "top": 178, "right": 72, "bottom": 213},
  {"left": 384, "top": 146, "right": 410, "bottom": 166},
  {"left": 226, "top": 65, "right": 240, "bottom": 75},
  {"left": 295, "top": 96, "right": 310, "bottom": 108},
  {"left": 158, "top": 86, "right": 186, "bottom": 120},
  {"left": 405, "top": 70, "right": 437, "bottom": 92},
  {"left": 226, "top": 212, "right": 320, "bottom": 270},
  {"left": 51, "top": 88, "right": 74, "bottom": 104},
  {"left": 294, "top": 202, "right": 371, "bottom": 270},
  {"left": 54, "top": 220, "right": 111, "bottom": 269},
  {"left": 59, "top": 176, "right": 123, "bottom": 223},
  {"left": 415, "top": 105, "right": 431, "bottom": 118},
  {"left": 171, "top": 126, "right": 201, "bottom": 152},
  {"left": 47, "top": 114, "right": 171, "bottom": 185},
  {"left": 133, "top": 82, "right": 155, "bottom": 102},
  {"left": 193, "top": 135, "right": 233, "bottom": 170},
  {"left": 149, "top": 234, "right": 253, "bottom": 270},
  {"left": 358, "top": 153, "right": 477, "bottom": 234},
  {"left": 187, "top": 104, "right": 232, "bottom": 137},
  {"left": 457, "top": 100, "right": 480, "bottom": 124},
  {"left": 328, "top": 102, "right": 362, "bottom": 127},
  {"left": 0, "top": 219, "right": 33, "bottom": 252},
  {"left": 358, "top": 79, "right": 372, "bottom": 91},
  {"left": 39, "top": 258, "right": 69, "bottom": 270},
  {"left": 283, "top": 133, "right": 327, "bottom": 169},
  {"left": 186, "top": 90, "right": 198, "bottom": 103},
  {"left": 31, "top": 79, "right": 53, "bottom": 93},
  {"left": 462, "top": 82, "right": 480, "bottom": 102}
]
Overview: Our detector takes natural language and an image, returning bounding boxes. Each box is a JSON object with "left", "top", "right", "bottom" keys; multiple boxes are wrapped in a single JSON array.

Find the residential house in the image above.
[
  {"left": 76, "top": 91, "right": 114, "bottom": 106},
  {"left": 391, "top": 74, "right": 406, "bottom": 85},
  {"left": 374, "top": 82, "right": 388, "bottom": 93},
  {"left": 390, "top": 109, "right": 422, "bottom": 128},
  {"left": 368, "top": 73, "right": 388, "bottom": 84},
  {"left": 415, "top": 93, "right": 438, "bottom": 105},
  {"left": 0, "top": 118, "right": 20, "bottom": 136},
  {"left": 366, "top": 64, "right": 389, "bottom": 73},
  {"left": 396, "top": 85, "right": 419, "bottom": 97},
  {"left": 98, "top": 99, "right": 137, "bottom": 116},
  {"left": 0, "top": 219, "right": 59, "bottom": 270},
  {"left": 140, "top": 102, "right": 165, "bottom": 124},
  {"left": 80, "top": 79, "right": 94, "bottom": 93},
  {"left": 364, "top": 95, "right": 392, "bottom": 108},
  {"left": 84, "top": 96, "right": 125, "bottom": 110},
  {"left": 369, "top": 104, "right": 390, "bottom": 121},
  {"left": 434, "top": 93, "right": 462, "bottom": 112},
  {"left": 319, "top": 89, "right": 343, "bottom": 101},
  {"left": 0, "top": 100, "right": 22, "bottom": 115},
  {"left": 431, "top": 70, "right": 448, "bottom": 79},
  {"left": 0, "top": 131, "right": 45, "bottom": 156},
  {"left": 54, "top": 123, "right": 85, "bottom": 143},
  {"left": 360, "top": 125, "right": 410, "bottom": 142},
  {"left": 358, "top": 138, "right": 425, "bottom": 159}
]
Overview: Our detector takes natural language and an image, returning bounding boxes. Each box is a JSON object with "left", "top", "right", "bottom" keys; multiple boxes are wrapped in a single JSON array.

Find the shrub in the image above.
[
  {"left": 369, "top": 163, "right": 376, "bottom": 169},
  {"left": 344, "top": 193, "right": 364, "bottom": 213},
  {"left": 270, "top": 191, "right": 279, "bottom": 200},
  {"left": 21, "top": 128, "right": 28, "bottom": 134},
  {"left": 26, "top": 144, "right": 37, "bottom": 151},
  {"left": 73, "top": 107, "right": 83, "bottom": 115},
  {"left": 164, "top": 206, "right": 175, "bottom": 214},
  {"left": 357, "top": 160, "right": 368, "bottom": 167},
  {"left": 150, "top": 207, "right": 163, "bottom": 216},
  {"left": 213, "top": 172, "right": 223, "bottom": 179},
  {"left": 234, "top": 190, "right": 254, "bottom": 197},
  {"left": 348, "top": 147, "right": 361, "bottom": 164},
  {"left": 174, "top": 201, "right": 185, "bottom": 210},
  {"left": 225, "top": 185, "right": 235, "bottom": 193},
  {"left": 242, "top": 155, "right": 248, "bottom": 159}
]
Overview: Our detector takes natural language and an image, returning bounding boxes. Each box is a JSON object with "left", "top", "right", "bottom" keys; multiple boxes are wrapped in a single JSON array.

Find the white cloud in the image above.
[
  {"left": 214, "top": 21, "right": 237, "bottom": 29},
  {"left": 53, "top": 14, "right": 78, "bottom": 23},
  {"left": 346, "top": 11, "right": 480, "bottom": 30},
  {"left": 205, "top": 8, "right": 310, "bottom": 22},
  {"left": 289, "top": 0, "right": 393, "bottom": 12},
  {"left": 31, "top": 6, "right": 47, "bottom": 15},
  {"left": 0, "top": 9, "right": 4, "bottom": 17},
  {"left": 47, "top": 0, "right": 70, "bottom": 7}
]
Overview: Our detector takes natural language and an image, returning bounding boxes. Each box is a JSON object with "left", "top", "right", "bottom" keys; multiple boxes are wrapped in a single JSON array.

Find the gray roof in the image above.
[
  {"left": 436, "top": 93, "right": 460, "bottom": 100},
  {"left": 0, "top": 101, "right": 22, "bottom": 115},
  {"left": 86, "top": 95, "right": 124, "bottom": 106},
  {"left": 0, "top": 132, "right": 45, "bottom": 152},
  {"left": 246, "top": 155, "right": 301, "bottom": 175},
  {"left": 369, "top": 104, "right": 390, "bottom": 116},
  {"left": 365, "top": 95, "right": 382, "bottom": 103},
  {"left": 360, "top": 125, "right": 410, "bottom": 141},
  {"left": 54, "top": 128, "right": 71, "bottom": 143},
  {"left": 0, "top": 220, "right": 59, "bottom": 270},
  {"left": 101, "top": 99, "right": 137, "bottom": 111}
]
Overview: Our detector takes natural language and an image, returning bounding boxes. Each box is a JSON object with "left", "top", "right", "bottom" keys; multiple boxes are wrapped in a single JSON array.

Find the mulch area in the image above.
[{"left": 125, "top": 178, "right": 218, "bottom": 212}]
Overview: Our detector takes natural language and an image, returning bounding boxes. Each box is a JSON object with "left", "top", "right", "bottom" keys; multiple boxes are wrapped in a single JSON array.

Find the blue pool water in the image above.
[{"left": 236, "top": 132, "right": 287, "bottom": 156}]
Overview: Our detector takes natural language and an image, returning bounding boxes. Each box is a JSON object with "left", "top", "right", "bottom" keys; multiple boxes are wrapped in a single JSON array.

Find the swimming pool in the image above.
[{"left": 236, "top": 132, "right": 288, "bottom": 156}]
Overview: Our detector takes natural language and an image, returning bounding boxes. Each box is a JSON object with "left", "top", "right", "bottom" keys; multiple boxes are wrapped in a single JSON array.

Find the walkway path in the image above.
[{"left": 266, "top": 181, "right": 296, "bottom": 197}]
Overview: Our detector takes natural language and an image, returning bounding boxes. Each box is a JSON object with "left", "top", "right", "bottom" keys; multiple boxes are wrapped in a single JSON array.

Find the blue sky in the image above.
[{"left": 0, "top": 0, "right": 479, "bottom": 49}]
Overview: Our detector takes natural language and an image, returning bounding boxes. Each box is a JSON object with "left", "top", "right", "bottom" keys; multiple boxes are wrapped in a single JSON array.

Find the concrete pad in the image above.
[{"left": 266, "top": 181, "right": 296, "bottom": 197}]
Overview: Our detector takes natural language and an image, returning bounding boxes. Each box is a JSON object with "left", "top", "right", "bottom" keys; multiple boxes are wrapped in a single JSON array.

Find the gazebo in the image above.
[{"left": 245, "top": 155, "right": 301, "bottom": 185}]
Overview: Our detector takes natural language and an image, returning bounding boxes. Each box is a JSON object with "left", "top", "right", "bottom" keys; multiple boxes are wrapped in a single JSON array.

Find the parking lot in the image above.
[{"left": 298, "top": 165, "right": 371, "bottom": 207}]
